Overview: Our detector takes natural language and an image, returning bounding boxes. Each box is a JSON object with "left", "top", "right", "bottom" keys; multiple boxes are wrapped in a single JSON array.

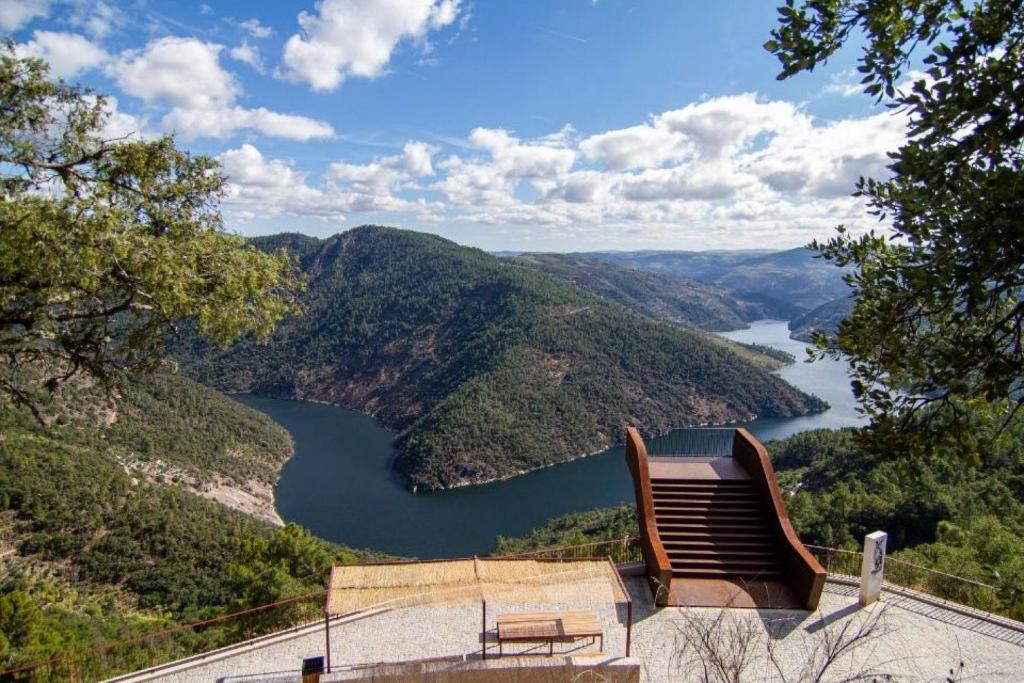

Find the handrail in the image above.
[
  {"left": 624, "top": 426, "right": 673, "bottom": 604},
  {"left": 732, "top": 428, "right": 826, "bottom": 609}
]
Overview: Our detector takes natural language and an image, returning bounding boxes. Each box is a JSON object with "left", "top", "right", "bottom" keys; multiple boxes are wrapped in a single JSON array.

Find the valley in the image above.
[
  {"left": 178, "top": 226, "right": 827, "bottom": 492},
  {"left": 264, "top": 319, "right": 863, "bottom": 558}
]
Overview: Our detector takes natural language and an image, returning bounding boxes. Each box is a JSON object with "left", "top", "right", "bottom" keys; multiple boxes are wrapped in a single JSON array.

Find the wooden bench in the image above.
[{"left": 496, "top": 610, "right": 603, "bottom": 656}]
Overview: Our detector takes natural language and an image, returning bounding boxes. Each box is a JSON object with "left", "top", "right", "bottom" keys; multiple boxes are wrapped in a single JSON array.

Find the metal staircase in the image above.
[{"left": 625, "top": 426, "right": 826, "bottom": 609}]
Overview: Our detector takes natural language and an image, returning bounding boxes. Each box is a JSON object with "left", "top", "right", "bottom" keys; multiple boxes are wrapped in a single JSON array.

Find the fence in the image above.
[
  {"left": 643, "top": 428, "right": 736, "bottom": 457},
  {"left": 495, "top": 536, "right": 643, "bottom": 565},
  {"left": 0, "top": 591, "right": 326, "bottom": 683},
  {"left": 806, "top": 544, "right": 1019, "bottom": 620}
]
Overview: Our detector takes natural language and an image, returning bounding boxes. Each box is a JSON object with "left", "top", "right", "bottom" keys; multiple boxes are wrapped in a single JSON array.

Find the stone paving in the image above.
[{"left": 109, "top": 579, "right": 1024, "bottom": 683}]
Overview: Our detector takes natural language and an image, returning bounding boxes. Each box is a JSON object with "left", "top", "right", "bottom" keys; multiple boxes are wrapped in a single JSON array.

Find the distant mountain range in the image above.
[
  {"left": 525, "top": 247, "right": 852, "bottom": 320},
  {"left": 178, "top": 226, "right": 827, "bottom": 491}
]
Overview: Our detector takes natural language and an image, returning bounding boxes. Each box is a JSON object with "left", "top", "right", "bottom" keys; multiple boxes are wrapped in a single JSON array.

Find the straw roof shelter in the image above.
[{"left": 323, "top": 557, "right": 633, "bottom": 671}]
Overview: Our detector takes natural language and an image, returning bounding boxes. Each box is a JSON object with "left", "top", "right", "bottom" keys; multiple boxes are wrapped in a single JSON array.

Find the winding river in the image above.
[{"left": 236, "top": 320, "right": 863, "bottom": 558}]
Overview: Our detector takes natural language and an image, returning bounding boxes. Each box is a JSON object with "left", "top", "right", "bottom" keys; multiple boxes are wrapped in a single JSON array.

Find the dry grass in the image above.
[{"left": 327, "top": 559, "right": 629, "bottom": 615}]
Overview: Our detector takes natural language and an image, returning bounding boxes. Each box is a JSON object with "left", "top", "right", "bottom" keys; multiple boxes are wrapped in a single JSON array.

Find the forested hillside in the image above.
[
  {"left": 788, "top": 296, "right": 854, "bottom": 343},
  {"left": 179, "top": 226, "right": 826, "bottom": 491},
  {"left": 578, "top": 247, "right": 850, "bottom": 318},
  {"left": 509, "top": 253, "right": 767, "bottom": 331},
  {"left": 497, "top": 426, "right": 1024, "bottom": 619},
  {"left": 0, "top": 376, "right": 382, "bottom": 677}
]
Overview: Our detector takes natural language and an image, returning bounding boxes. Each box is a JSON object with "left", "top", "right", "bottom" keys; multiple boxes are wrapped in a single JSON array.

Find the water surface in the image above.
[{"left": 242, "top": 320, "right": 863, "bottom": 558}]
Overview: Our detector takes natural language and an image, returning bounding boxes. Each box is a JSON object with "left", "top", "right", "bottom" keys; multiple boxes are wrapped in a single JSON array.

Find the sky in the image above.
[{"left": 4, "top": 0, "right": 906, "bottom": 251}]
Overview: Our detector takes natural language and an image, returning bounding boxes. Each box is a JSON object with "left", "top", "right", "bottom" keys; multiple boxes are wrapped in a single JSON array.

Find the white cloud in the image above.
[
  {"left": 219, "top": 143, "right": 442, "bottom": 221},
  {"left": 94, "top": 96, "right": 151, "bottom": 140},
  {"left": 239, "top": 18, "right": 273, "bottom": 39},
  {"left": 655, "top": 94, "right": 804, "bottom": 158},
  {"left": 110, "top": 37, "right": 238, "bottom": 110},
  {"left": 215, "top": 92, "right": 909, "bottom": 249},
  {"left": 580, "top": 124, "right": 690, "bottom": 170},
  {"left": 281, "top": 0, "right": 461, "bottom": 91},
  {"left": 108, "top": 37, "right": 334, "bottom": 142},
  {"left": 15, "top": 30, "right": 108, "bottom": 79},
  {"left": 0, "top": 0, "right": 49, "bottom": 32},
  {"left": 68, "top": 0, "right": 123, "bottom": 39},
  {"left": 229, "top": 41, "right": 265, "bottom": 73}
]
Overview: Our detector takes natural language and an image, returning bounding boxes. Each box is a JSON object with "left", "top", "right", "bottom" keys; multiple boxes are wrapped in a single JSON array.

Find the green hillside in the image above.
[
  {"left": 498, "top": 426, "right": 1024, "bottom": 620},
  {"left": 0, "top": 375, "right": 382, "bottom": 677},
  {"left": 510, "top": 253, "right": 767, "bottom": 331},
  {"left": 578, "top": 247, "right": 850, "bottom": 318},
  {"left": 180, "top": 226, "right": 827, "bottom": 491},
  {"left": 788, "top": 296, "right": 854, "bottom": 343}
]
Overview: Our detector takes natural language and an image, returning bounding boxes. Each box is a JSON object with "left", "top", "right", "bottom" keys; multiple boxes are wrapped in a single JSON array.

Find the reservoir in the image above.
[{"left": 244, "top": 320, "right": 863, "bottom": 558}]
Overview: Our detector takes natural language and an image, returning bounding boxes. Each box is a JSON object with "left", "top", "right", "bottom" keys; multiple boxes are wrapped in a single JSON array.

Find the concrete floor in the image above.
[{"left": 109, "top": 579, "right": 1024, "bottom": 683}]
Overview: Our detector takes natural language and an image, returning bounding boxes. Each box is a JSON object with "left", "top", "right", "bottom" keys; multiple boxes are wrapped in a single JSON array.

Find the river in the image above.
[{"left": 236, "top": 320, "right": 863, "bottom": 558}]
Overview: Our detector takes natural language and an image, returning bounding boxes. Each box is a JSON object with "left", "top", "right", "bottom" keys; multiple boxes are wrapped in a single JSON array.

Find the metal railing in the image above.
[
  {"left": 806, "top": 544, "right": 1020, "bottom": 621},
  {"left": 495, "top": 536, "right": 643, "bottom": 565},
  {"left": 644, "top": 428, "right": 736, "bottom": 457}
]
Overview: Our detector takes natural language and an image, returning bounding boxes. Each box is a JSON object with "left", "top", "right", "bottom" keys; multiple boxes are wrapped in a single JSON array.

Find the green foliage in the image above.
[
  {"left": 0, "top": 374, "right": 381, "bottom": 677},
  {"left": 181, "top": 226, "right": 826, "bottom": 491},
  {"left": 0, "top": 43, "right": 301, "bottom": 420},
  {"left": 494, "top": 506, "right": 638, "bottom": 555},
  {"left": 767, "top": 1, "right": 1024, "bottom": 460},
  {"left": 787, "top": 296, "right": 853, "bottom": 343},
  {"left": 575, "top": 247, "right": 851, "bottom": 319},
  {"left": 509, "top": 253, "right": 762, "bottom": 332},
  {"left": 505, "top": 423, "right": 1024, "bottom": 619}
]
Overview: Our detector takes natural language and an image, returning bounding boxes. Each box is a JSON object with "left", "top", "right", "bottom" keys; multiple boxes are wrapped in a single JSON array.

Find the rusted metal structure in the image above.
[{"left": 625, "top": 426, "right": 826, "bottom": 609}]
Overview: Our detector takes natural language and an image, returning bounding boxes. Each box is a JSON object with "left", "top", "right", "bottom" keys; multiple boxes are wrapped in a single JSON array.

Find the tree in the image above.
[
  {"left": 766, "top": 1, "right": 1024, "bottom": 461},
  {"left": 0, "top": 43, "right": 301, "bottom": 420}
]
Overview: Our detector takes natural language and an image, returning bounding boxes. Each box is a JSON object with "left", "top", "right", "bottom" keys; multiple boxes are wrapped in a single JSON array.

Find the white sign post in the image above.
[{"left": 859, "top": 530, "right": 888, "bottom": 606}]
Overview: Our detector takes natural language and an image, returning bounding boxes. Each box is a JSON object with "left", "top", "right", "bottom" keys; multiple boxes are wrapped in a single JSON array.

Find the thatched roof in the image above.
[{"left": 326, "top": 558, "right": 629, "bottom": 616}]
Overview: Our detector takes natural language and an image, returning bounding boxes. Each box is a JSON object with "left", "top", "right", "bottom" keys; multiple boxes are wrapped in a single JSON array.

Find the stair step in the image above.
[
  {"left": 671, "top": 555, "right": 780, "bottom": 567},
  {"left": 666, "top": 548, "right": 777, "bottom": 559},
  {"left": 655, "top": 516, "right": 766, "bottom": 527},
  {"left": 671, "top": 568, "right": 783, "bottom": 578},
  {"left": 653, "top": 491, "right": 758, "bottom": 499},
  {"left": 651, "top": 479, "right": 753, "bottom": 488},
  {"left": 655, "top": 507, "right": 764, "bottom": 516},
  {"left": 653, "top": 499, "right": 762, "bottom": 508},
  {"left": 658, "top": 530, "right": 776, "bottom": 541},
  {"left": 661, "top": 538, "right": 775, "bottom": 549}
]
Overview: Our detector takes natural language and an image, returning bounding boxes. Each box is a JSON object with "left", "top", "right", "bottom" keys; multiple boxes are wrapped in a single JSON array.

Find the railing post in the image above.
[{"left": 859, "top": 531, "right": 888, "bottom": 606}]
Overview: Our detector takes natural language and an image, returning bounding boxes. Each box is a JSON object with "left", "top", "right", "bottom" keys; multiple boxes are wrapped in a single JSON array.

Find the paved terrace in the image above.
[{"left": 108, "top": 567, "right": 1024, "bottom": 683}]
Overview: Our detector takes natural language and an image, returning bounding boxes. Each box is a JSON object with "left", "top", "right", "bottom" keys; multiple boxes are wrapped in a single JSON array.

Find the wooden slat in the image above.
[{"left": 497, "top": 610, "right": 602, "bottom": 641}]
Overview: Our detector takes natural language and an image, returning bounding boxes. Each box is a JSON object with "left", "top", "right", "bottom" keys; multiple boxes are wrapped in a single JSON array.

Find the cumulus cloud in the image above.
[
  {"left": 281, "top": 0, "right": 461, "bottom": 91},
  {"left": 219, "top": 143, "right": 442, "bottom": 222},
  {"left": 239, "top": 18, "right": 273, "bottom": 39},
  {"left": 68, "top": 0, "right": 123, "bottom": 39},
  {"left": 214, "top": 92, "right": 909, "bottom": 248},
  {"left": 107, "top": 37, "right": 334, "bottom": 141},
  {"left": 15, "top": 30, "right": 107, "bottom": 79},
  {"left": 0, "top": 0, "right": 49, "bottom": 31},
  {"left": 229, "top": 41, "right": 265, "bottom": 73}
]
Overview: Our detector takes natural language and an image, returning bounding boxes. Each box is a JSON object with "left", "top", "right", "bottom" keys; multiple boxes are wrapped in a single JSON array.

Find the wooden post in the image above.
[
  {"left": 626, "top": 601, "right": 632, "bottom": 657},
  {"left": 481, "top": 600, "right": 487, "bottom": 660},
  {"left": 324, "top": 610, "right": 332, "bottom": 672}
]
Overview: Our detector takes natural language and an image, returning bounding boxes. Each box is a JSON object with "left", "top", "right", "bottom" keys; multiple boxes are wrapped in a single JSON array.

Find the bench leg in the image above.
[{"left": 549, "top": 639, "right": 553, "bottom": 656}]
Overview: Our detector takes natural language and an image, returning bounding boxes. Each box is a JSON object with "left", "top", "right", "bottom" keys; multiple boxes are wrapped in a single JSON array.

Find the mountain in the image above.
[
  {"left": 788, "top": 296, "right": 854, "bottom": 343},
  {"left": 508, "top": 253, "right": 768, "bottom": 331},
  {"left": 0, "top": 374, "right": 382, "bottom": 676},
  {"left": 179, "top": 226, "right": 827, "bottom": 492},
  {"left": 575, "top": 247, "right": 850, "bottom": 318}
]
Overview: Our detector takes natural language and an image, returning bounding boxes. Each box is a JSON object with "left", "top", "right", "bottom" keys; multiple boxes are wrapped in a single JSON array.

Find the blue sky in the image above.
[{"left": 5, "top": 0, "right": 904, "bottom": 251}]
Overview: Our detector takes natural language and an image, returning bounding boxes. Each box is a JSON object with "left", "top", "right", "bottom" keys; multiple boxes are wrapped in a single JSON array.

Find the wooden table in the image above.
[{"left": 496, "top": 611, "right": 603, "bottom": 656}]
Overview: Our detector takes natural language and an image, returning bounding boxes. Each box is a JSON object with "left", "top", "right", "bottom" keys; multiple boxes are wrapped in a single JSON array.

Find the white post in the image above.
[{"left": 859, "top": 531, "right": 887, "bottom": 606}]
